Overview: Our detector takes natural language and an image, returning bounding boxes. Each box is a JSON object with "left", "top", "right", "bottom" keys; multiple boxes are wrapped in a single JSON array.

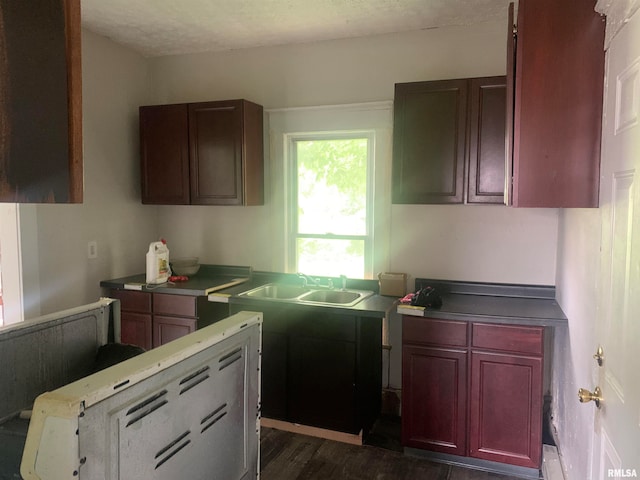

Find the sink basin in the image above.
[
  {"left": 241, "top": 284, "right": 310, "bottom": 299},
  {"left": 238, "top": 283, "right": 373, "bottom": 307},
  {"left": 299, "top": 290, "right": 364, "bottom": 305}
]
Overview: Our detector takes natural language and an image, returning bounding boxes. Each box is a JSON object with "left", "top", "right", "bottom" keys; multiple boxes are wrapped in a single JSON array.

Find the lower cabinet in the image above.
[
  {"left": 402, "top": 316, "right": 544, "bottom": 469},
  {"left": 402, "top": 344, "right": 467, "bottom": 456},
  {"left": 110, "top": 289, "right": 219, "bottom": 350},
  {"left": 230, "top": 302, "right": 382, "bottom": 435},
  {"left": 120, "top": 311, "right": 153, "bottom": 351}
]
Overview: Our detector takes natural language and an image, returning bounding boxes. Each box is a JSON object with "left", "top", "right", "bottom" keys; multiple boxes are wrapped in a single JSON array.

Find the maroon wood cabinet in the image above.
[
  {"left": 392, "top": 76, "right": 506, "bottom": 205},
  {"left": 393, "top": 79, "right": 468, "bottom": 204},
  {"left": 401, "top": 316, "right": 544, "bottom": 469},
  {"left": 109, "top": 290, "right": 153, "bottom": 350},
  {"left": 507, "top": 0, "right": 605, "bottom": 207},
  {"left": 469, "top": 323, "right": 543, "bottom": 468},
  {"left": 110, "top": 290, "right": 200, "bottom": 350},
  {"left": 151, "top": 293, "right": 197, "bottom": 347},
  {"left": 467, "top": 78, "right": 507, "bottom": 204},
  {"left": 402, "top": 317, "right": 468, "bottom": 455},
  {"left": 139, "top": 99, "right": 264, "bottom": 205},
  {"left": 140, "top": 104, "right": 190, "bottom": 204}
]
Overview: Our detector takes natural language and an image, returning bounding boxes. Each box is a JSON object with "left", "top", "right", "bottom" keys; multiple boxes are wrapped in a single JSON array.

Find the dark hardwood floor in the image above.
[{"left": 260, "top": 427, "right": 527, "bottom": 480}]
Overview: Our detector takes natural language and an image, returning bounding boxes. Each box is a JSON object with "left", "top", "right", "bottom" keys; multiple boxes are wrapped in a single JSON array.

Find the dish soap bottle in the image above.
[{"left": 146, "top": 239, "right": 170, "bottom": 284}]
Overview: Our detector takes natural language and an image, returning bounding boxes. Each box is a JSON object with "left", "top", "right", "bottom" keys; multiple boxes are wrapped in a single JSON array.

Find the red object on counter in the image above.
[{"left": 169, "top": 275, "right": 189, "bottom": 282}]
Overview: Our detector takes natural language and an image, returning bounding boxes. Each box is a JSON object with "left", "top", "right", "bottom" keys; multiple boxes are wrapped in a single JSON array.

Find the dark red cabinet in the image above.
[
  {"left": 467, "top": 77, "right": 507, "bottom": 204},
  {"left": 507, "top": 0, "right": 605, "bottom": 207},
  {"left": 469, "top": 351, "right": 542, "bottom": 467},
  {"left": 140, "top": 104, "right": 190, "bottom": 204},
  {"left": 111, "top": 290, "right": 202, "bottom": 349},
  {"left": 401, "top": 316, "right": 544, "bottom": 469},
  {"left": 140, "top": 99, "right": 264, "bottom": 205},
  {"left": 393, "top": 76, "right": 506, "bottom": 205},
  {"left": 110, "top": 290, "right": 153, "bottom": 350},
  {"left": 402, "top": 344, "right": 468, "bottom": 455}
]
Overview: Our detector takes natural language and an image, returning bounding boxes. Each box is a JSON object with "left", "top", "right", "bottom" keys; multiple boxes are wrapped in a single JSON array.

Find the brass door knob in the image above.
[{"left": 578, "top": 386, "right": 603, "bottom": 408}]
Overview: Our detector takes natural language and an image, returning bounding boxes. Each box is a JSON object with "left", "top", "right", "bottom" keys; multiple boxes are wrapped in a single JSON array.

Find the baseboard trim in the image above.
[
  {"left": 542, "top": 445, "right": 565, "bottom": 480},
  {"left": 261, "top": 417, "right": 363, "bottom": 446},
  {"left": 404, "top": 447, "right": 541, "bottom": 479}
]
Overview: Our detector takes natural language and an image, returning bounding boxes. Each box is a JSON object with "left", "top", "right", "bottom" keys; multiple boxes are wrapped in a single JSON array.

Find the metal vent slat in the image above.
[
  {"left": 125, "top": 390, "right": 169, "bottom": 427},
  {"left": 179, "top": 366, "right": 211, "bottom": 395},
  {"left": 154, "top": 430, "right": 192, "bottom": 470},
  {"left": 200, "top": 403, "right": 228, "bottom": 434},
  {"left": 219, "top": 348, "right": 242, "bottom": 370}
]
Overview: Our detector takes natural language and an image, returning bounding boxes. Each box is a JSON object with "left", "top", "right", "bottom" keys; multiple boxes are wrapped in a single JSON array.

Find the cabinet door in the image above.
[
  {"left": 469, "top": 351, "right": 542, "bottom": 468},
  {"left": 261, "top": 331, "right": 288, "bottom": 420},
  {"left": 467, "top": 77, "right": 507, "bottom": 204},
  {"left": 153, "top": 315, "right": 196, "bottom": 347},
  {"left": 120, "top": 312, "right": 152, "bottom": 351},
  {"left": 511, "top": 0, "right": 605, "bottom": 207},
  {"left": 288, "top": 336, "right": 357, "bottom": 433},
  {"left": 393, "top": 79, "right": 468, "bottom": 204},
  {"left": 188, "top": 100, "right": 263, "bottom": 206},
  {"left": 139, "top": 104, "right": 190, "bottom": 204},
  {"left": 401, "top": 345, "right": 467, "bottom": 456}
]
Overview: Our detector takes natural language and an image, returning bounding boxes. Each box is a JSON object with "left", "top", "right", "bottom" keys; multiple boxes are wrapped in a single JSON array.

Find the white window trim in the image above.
[
  {"left": 268, "top": 101, "right": 393, "bottom": 279},
  {"left": 0, "top": 204, "right": 24, "bottom": 325}
]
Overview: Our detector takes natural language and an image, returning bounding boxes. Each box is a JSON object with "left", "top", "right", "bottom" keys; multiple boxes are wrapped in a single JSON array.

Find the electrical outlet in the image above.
[{"left": 88, "top": 241, "right": 98, "bottom": 259}]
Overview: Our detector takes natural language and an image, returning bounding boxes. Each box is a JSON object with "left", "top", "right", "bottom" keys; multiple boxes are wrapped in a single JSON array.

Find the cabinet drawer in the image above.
[
  {"left": 110, "top": 289, "right": 151, "bottom": 313},
  {"left": 472, "top": 323, "right": 543, "bottom": 355},
  {"left": 403, "top": 316, "right": 468, "bottom": 347},
  {"left": 153, "top": 293, "right": 197, "bottom": 317}
]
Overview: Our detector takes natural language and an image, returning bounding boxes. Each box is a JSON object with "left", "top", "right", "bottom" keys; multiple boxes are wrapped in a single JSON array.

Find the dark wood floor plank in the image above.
[{"left": 260, "top": 428, "right": 526, "bottom": 480}]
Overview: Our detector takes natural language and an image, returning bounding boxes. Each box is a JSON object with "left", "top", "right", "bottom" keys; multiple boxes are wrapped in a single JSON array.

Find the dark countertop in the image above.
[
  {"left": 397, "top": 278, "right": 568, "bottom": 327},
  {"left": 101, "top": 268, "right": 398, "bottom": 318},
  {"left": 100, "top": 265, "right": 253, "bottom": 296}
]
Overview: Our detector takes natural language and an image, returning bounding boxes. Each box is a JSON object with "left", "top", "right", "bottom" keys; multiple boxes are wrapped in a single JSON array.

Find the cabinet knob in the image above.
[{"left": 578, "top": 386, "right": 603, "bottom": 408}]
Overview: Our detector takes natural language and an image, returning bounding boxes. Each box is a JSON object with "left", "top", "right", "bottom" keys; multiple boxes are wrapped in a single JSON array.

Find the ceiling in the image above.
[{"left": 81, "top": 0, "right": 514, "bottom": 57}]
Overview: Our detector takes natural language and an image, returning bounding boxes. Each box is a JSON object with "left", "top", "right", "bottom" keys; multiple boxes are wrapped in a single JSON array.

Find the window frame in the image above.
[
  {"left": 267, "top": 101, "right": 393, "bottom": 280},
  {"left": 0, "top": 204, "right": 24, "bottom": 325},
  {"left": 286, "top": 131, "right": 375, "bottom": 277}
]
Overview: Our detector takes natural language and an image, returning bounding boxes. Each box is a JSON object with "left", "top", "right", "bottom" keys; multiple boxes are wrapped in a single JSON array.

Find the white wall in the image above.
[
  {"left": 25, "top": 31, "right": 158, "bottom": 316},
  {"left": 150, "top": 22, "right": 559, "bottom": 286},
  {"left": 554, "top": 209, "right": 601, "bottom": 480}
]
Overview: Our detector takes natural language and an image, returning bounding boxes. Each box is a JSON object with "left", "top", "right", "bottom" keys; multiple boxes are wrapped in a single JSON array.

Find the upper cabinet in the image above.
[
  {"left": 0, "top": 0, "right": 82, "bottom": 203},
  {"left": 507, "top": 0, "right": 606, "bottom": 207},
  {"left": 140, "top": 99, "right": 264, "bottom": 206},
  {"left": 392, "top": 76, "right": 506, "bottom": 205}
]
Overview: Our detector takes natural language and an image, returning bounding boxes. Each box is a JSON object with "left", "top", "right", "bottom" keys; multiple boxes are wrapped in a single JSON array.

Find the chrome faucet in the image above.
[
  {"left": 340, "top": 274, "right": 347, "bottom": 290},
  {"left": 297, "top": 272, "right": 321, "bottom": 288}
]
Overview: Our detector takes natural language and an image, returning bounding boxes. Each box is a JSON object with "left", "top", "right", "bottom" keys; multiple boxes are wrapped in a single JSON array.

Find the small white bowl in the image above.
[{"left": 171, "top": 258, "right": 200, "bottom": 276}]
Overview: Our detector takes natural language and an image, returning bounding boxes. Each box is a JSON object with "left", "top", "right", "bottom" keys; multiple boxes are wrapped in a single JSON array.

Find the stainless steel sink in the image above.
[
  {"left": 238, "top": 283, "right": 373, "bottom": 307},
  {"left": 298, "top": 290, "right": 363, "bottom": 305},
  {"left": 241, "top": 284, "right": 310, "bottom": 299}
]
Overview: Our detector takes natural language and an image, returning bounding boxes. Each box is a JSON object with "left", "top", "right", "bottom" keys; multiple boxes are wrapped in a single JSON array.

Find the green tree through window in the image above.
[{"left": 292, "top": 135, "right": 372, "bottom": 278}]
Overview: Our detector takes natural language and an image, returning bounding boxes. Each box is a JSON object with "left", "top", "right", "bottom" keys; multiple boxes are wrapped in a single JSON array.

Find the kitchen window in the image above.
[
  {"left": 288, "top": 133, "right": 373, "bottom": 278},
  {"left": 269, "top": 102, "right": 392, "bottom": 280}
]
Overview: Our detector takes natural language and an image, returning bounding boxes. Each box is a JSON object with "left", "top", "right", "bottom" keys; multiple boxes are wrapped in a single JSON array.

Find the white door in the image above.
[{"left": 592, "top": 6, "right": 640, "bottom": 479}]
